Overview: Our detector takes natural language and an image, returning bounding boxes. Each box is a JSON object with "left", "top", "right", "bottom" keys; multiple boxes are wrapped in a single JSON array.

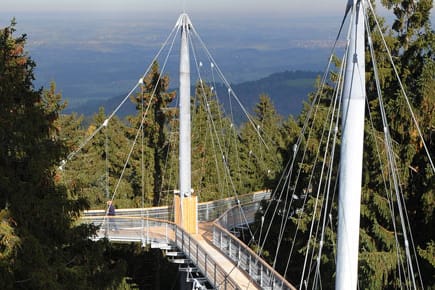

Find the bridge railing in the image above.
[
  {"left": 213, "top": 203, "right": 297, "bottom": 290},
  {"left": 198, "top": 190, "right": 270, "bottom": 221},
  {"left": 83, "top": 190, "right": 271, "bottom": 222},
  {"left": 174, "top": 226, "right": 239, "bottom": 290},
  {"left": 81, "top": 191, "right": 280, "bottom": 289},
  {"left": 81, "top": 215, "right": 240, "bottom": 289},
  {"left": 80, "top": 215, "right": 175, "bottom": 244}
]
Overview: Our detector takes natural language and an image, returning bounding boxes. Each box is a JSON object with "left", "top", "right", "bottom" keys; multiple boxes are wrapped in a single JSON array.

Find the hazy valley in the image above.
[{"left": 1, "top": 12, "right": 344, "bottom": 117}]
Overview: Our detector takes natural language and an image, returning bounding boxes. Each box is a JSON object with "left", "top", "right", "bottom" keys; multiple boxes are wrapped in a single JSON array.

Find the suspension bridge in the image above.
[
  {"left": 72, "top": 0, "right": 433, "bottom": 289},
  {"left": 71, "top": 12, "right": 300, "bottom": 290},
  {"left": 82, "top": 191, "right": 295, "bottom": 289}
]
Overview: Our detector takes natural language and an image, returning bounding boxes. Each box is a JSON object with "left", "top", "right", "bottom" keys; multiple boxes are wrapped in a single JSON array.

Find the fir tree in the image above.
[
  {"left": 239, "top": 94, "right": 284, "bottom": 191},
  {"left": 373, "top": 1, "right": 434, "bottom": 287},
  {"left": 191, "top": 81, "right": 238, "bottom": 201},
  {"left": 60, "top": 108, "right": 136, "bottom": 209},
  {"left": 254, "top": 2, "right": 434, "bottom": 288},
  {"left": 0, "top": 21, "right": 125, "bottom": 289},
  {"left": 129, "top": 61, "right": 176, "bottom": 206}
]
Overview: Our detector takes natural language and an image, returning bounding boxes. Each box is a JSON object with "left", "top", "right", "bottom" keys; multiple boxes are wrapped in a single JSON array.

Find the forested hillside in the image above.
[
  {"left": 66, "top": 70, "right": 320, "bottom": 120},
  {"left": 58, "top": 64, "right": 286, "bottom": 209}
]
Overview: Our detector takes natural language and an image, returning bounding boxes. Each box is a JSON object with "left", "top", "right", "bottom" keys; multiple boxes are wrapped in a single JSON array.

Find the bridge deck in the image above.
[
  {"left": 83, "top": 192, "right": 295, "bottom": 290},
  {"left": 95, "top": 221, "right": 260, "bottom": 289},
  {"left": 195, "top": 222, "right": 260, "bottom": 289}
]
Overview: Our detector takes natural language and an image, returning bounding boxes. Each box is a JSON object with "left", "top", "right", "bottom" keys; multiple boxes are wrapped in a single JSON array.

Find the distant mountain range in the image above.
[{"left": 65, "top": 70, "right": 321, "bottom": 121}]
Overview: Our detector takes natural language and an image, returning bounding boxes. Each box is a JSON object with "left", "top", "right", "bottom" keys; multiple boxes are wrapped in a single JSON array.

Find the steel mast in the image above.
[
  {"left": 175, "top": 13, "right": 197, "bottom": 234},
  {"left": 179, "top": 13, "right": 191, "bottom": 205},
  {"left": 335, "top": 0, "right": 366, "bottom": 289}
]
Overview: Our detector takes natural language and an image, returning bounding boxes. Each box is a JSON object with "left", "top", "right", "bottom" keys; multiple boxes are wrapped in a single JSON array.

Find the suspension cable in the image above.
[
  {"left": 365, "top": 11, "right": 406, "bottom": 288},
  {"left": 60, "top": 19, "right": 181, "bottom": 170},
  {"left": 189, "top": 24, "right": 257, "bottom": 240},
  {"left": 101, "top": 21, "right": 182, "bottom": 223},
  {"left": 367, "top": 1, "right": 434, "bottom": 174},
  {"left": 188, "top": 24, "right": 270, "bottom": 150},
  {"left": 366, "top": 3, "right": 423, "bottom": 288},
  {"left": 253, "top": 9, "right": 350, "bottom": 284}
]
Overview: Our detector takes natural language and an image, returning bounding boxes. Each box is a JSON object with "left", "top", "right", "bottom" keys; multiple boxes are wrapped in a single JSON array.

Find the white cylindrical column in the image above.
[
  {"left": 178, "top": 14, "right": 192, "bottom": 228},
  {"left": 336, "top": 1, "right": 366, "bottom": 289}
]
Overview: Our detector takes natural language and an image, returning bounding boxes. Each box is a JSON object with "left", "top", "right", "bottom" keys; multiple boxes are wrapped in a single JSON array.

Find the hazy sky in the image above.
[
  {"left": 2, "top": 0, "right": 347, "bottom": 16},
  {"left": 1, "top": 0, "right": 433, "bottom": 110}
]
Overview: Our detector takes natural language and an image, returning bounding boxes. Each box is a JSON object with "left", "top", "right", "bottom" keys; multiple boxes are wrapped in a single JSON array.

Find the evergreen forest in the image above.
[{"left": 0, "top": 0, "right": 433, "bottom": 289}]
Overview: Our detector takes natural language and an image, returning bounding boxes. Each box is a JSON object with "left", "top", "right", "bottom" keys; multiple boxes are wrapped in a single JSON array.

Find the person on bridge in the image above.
[{"left": 107, "top": 200, "right": 118, "bottom": 231}]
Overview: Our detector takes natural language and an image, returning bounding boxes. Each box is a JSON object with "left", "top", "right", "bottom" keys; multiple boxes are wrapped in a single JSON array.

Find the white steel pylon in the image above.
[
  {"left": 175, "top": 13, "right": 197, "bottom": 235},
  {"left": 178, "top": 13, "right": 192, "bottom": 201},
  {"left": 335, "top": 0, "right": 366, "bottom": 289}
]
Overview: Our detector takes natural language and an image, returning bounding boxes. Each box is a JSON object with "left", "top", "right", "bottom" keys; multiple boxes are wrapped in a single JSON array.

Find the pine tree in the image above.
[
  {"left": 0, "top": 21, "right": 126, "bottom": 289},
  {"left": 258, "top": 79, "right": 338, "bottom": 288},
  {"left": 238, "top": 95, "right": 284, "bottom": 191},
  {"left": 256, "top": 2, "right": 435, "bottom": 287},
  {"left": 129, "top": 61, "right": 176, "bottom": 206},
  {"left": 191, "top": 81, "right": 239, "bottom": 201},
  {"left": 60, "top": 107, "right": 136, "bottom": 209},
  {"left": 373, "top": 1, "right": 435, "bottom": 287}
]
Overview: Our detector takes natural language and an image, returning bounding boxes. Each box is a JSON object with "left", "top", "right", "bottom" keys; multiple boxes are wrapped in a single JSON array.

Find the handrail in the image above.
[
  {"left": 80, "top": 215, "right": 171, "bottom": 223},
  {"left": 174, "top": 225, "right": 240, "bottom": 289},
  {"left": 80, "top": 191, "right": 280, "bottom": 289},
  {"left": 81, "top": 215, "right": 239, "bottom": 289},
  {"left": 212, "top": 203, "right": 297, "bottom": 290},
  {"left": 215, "top": 201, "right": 261, "bottom": 229},
  {"left": 83, "top": 190, "right": 271, "bottom": 222}
]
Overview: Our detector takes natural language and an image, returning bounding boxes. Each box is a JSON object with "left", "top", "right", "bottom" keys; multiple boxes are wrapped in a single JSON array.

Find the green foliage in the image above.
[
  {"left": 375, "top": 1, "right": 434, "bottom": 287},
  {"left": 251, "top": 2, "right": 434, "bottom": 288},
  {"left": 359, "top": 251, "right": 400, "bottom": 289},
  {"left": 0, "top": 21, "right": 126, "bottom": 289},
  {"left": 58, "top": 65, "right": 285, "bottom": 210},
  {"left": 110, "top": 244, "right": 178, "bottom": 290},
  {"left": 191, "top": 81, "right": 231, "bottom": 200},
  {"left": 129, "top": 61, "right": 176, "bottom": 206},
  {"left": 0, "top": 210, "right": 19, "bottom": 260},
  {"left": 60, "top": 109, "right": 135, "bottom": 209},
  {"left": 238, "top": 95, "right": 284, "bottom": 192}
]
